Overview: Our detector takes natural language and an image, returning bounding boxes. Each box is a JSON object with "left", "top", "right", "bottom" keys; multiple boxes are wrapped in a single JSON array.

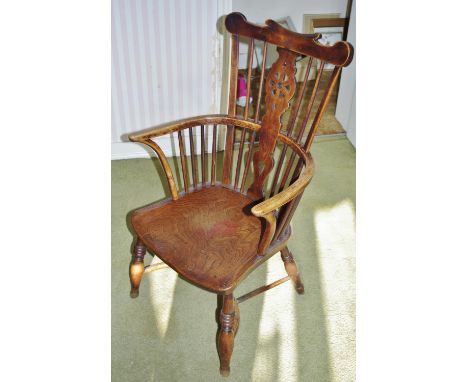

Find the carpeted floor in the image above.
[{"left": 112, "top": 136, "right": 355, "bottom": 382}]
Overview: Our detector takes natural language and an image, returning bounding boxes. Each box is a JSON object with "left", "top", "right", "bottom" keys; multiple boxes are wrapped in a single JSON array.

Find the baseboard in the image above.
[
  {"left": 112, "top": 142, "right": 156, "bottom": 160},
  {"left": 314, "top": 133, "right": 347, "bottom": 141}
]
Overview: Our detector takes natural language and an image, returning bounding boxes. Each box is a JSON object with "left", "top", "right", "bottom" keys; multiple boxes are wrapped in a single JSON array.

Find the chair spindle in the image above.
[
  {"left": 275, "top": 191, "right": 304, "bottom": 240},
  {"left": 240, "top": 130, "right": 256, "bottom": 193},
  {"left": 234, "top": 127, "right": 247, "bottom": 189},
  {"left": 189, "top": 127, "right": 198, "bottom": 188},
  {"left": 211, "top": 124, "right": 217, "bottom": 186},
  {"left": 277, "top": 151, "right": 299, "bottom": 194},
  {"left": 285, "top": 56, "right": 313, "bottom": 134},
  {"left": 294, "top": 60, "right": 325, "bottom": 145},
  {"left": 201, "top": 124, "right": 206, "bottom": 184},
  {"left": 254, "top": 42, "right": 268, "bottom": 123},
  {"left": 243, "top": 38, "right": 254, "bottom": 119},
  {"left": 178, "top": 130, "right": 189, "bottom": 192}
]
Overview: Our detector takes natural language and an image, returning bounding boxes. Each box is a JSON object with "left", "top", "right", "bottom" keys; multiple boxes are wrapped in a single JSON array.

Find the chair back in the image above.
[{"left": 221, "top": 12, "right": 353, "bottom": 239}]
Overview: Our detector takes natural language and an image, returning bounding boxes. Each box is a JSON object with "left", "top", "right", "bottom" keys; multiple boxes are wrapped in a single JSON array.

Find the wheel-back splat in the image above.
[{"left": 247, "top": 48, "right": 298, "bottom": 199}]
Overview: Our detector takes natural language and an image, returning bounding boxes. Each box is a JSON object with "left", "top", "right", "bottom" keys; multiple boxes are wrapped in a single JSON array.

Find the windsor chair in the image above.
[{"left": 128, "top": 12, "right": 353, "bottom": 377}]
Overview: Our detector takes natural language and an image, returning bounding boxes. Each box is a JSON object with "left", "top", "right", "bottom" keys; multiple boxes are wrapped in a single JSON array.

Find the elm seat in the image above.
[{"left": 131, "top": 186, "right": 263, "bottom": 293}]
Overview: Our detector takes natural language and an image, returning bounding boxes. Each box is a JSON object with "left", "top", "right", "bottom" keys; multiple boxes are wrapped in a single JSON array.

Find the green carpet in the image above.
[{"left": 112, "top": 136, "right": 355, "bottom": 382}]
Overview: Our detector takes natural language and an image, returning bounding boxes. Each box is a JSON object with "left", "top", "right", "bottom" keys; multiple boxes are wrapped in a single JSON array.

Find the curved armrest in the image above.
[
  {"left": 251, "top": 153, "right": 314, "bottom": 217},
  {"left": 128, "top": 114, "right": 260, "bottom": 142}
]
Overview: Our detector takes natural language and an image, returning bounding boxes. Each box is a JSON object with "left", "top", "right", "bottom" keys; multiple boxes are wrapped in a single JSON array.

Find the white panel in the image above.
[
  {"left": 111, "top": 0, "right": 230, "bottom": 158},
  {"left": 335, "top": 0, "right": 356, "bottom": 148}
]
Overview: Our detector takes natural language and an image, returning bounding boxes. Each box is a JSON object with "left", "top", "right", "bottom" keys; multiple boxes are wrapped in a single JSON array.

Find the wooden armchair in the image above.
[{"left": 127, "top": 12, "right": 353, "bottom": 377}]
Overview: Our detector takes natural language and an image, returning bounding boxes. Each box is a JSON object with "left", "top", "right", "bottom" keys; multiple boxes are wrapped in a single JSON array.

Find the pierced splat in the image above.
[{"left": 247, "top": 48, "right": 298, "bottom": 199}]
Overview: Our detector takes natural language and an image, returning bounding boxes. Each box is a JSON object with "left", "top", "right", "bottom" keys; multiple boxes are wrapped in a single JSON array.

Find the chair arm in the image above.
[
  {"left": 251, "top": 154, "right": 314, "bottom": 217},
  {"left": 128, "top": 114, "right": 260, "bottom": 141}
]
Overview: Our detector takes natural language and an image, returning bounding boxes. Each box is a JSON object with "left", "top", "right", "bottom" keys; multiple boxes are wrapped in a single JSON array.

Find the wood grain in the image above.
[{"left": 132, "top": 186, "right": 264, "bottom": 293}]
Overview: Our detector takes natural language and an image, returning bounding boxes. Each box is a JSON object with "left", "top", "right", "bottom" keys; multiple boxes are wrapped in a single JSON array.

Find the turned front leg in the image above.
[
  {"left": 281, "top": 246, "right": 305, "bottom": 294},
  {"left": 217, "top": 294, "right": 239, "bottom": 377},
  {"left": 129, "top": 239, "right": 146, "bottom": 298}
]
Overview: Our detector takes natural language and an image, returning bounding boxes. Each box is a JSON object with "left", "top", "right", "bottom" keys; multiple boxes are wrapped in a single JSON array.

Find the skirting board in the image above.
[{"left": 112, "top": 141, "right": 157, "bottom": 160}]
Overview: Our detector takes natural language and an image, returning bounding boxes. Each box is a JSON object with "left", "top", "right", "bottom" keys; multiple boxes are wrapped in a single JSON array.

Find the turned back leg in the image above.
[
  {"left": 130, "top": 239, "right": 146, "bottom": 298},
  {"left": 217, "top": 294, "right": 240, "bottom": 377},
  {"left": 280, "top": 246, "right": 305, "bottom": 294}
]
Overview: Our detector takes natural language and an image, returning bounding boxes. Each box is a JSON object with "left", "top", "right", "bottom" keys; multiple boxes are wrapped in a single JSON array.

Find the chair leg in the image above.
[
  {"left": 280, "top": 246, "right": 305, "bottom": 294},
  {"left": 130, "top": 239, "right": 146, "bottom": 298},
  {"left": 217, "top": 294, "right": 240, "bottom": 377}
]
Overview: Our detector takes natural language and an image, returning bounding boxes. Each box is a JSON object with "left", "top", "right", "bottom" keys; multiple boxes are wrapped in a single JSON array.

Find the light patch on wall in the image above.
[
  {"left": 148, "top": 256, "right": 178, "bottom": 337},
  {"left": 251, "top": 254, "right": 299, "bottom": 382},
  {"left": 314, "top": 198, "right": 356, "bottom": 380}
]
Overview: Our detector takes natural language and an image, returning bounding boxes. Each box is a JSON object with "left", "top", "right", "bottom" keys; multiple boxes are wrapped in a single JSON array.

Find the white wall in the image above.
[
  {"left": 111, "top": 0, "right": 231, "bottom": 159},
  {"left": 232, "top": 0, "right": 347, "bottom": 33},
  {"left": 335, "top": 0, "right": 356, "bottom": 147}
]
